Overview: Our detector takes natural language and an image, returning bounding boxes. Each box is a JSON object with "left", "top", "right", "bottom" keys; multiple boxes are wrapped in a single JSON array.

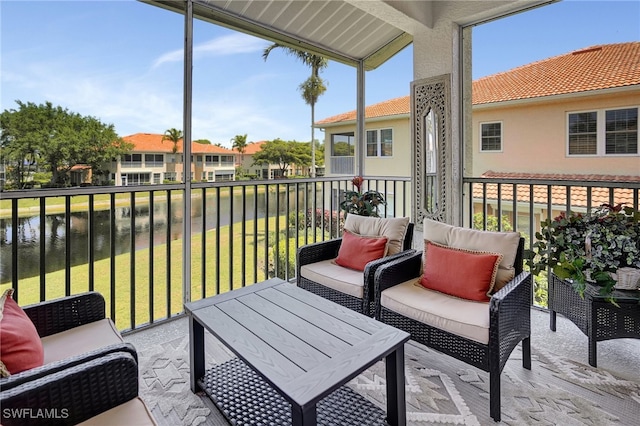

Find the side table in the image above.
[{"left": 548, "top": 273, "right": 640, "bottom": 367}]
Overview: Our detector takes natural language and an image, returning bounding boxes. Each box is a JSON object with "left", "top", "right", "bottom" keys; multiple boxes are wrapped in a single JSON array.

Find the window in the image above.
[
  {"left": 164, "top": 172, "right": 177, "bottom": 182},
  {"left": 480, "top": 122, "right": 502, "bottom": 151},
  {"left": 144, "top": 154, "right": 163, "bottom": 167},
  {"left": 122, "top": 154, "right": 142, "bottom": 167},
  {"left": 205, "top": 155, "right": 219, "bottom": 165},
  {"left": 366, "top": 128, "right": 393, "bottom": 157},
  {"left": 568, "top": 108, "right": 638, "bottom": 156},
  {"left": 331, "top": 133, "right": 355, "bottom": 156},
  {"left": 606, "top": 108, "right": 638, "bottom": 154},
  {"left": 215, "top": 172, "right": 234, "bottom": 182},
  {"left": 122, "top": 173, "right": 150, "bottom": 185},
  {"left": 221, "top": 155, "right": 235, "bottom": 165},
  {"left": 568, "top": 112, "right": 597, "bottom": 155},
  {"left": 153, "top": 173, "right": 161, "bottom": 184}
]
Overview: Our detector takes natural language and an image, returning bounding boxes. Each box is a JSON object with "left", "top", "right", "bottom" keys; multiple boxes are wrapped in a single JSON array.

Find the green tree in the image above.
[
  {"left": 161, "top": 128, "right": 182, "bottom": 154},
  {"left": 0, "top": 101, "right": 130, "bottom": 188},
  {"left": 194, "top": 139, "right": 211, "bottom": 144},
  {"left": 231, "top": 134, "right": 248, "bottom": 163},
  {"left": 252, "top": 139, "right": 311, "bottom": 177},
  {"left": 262, "top": 44, "right": 327, "bottom": 177}
]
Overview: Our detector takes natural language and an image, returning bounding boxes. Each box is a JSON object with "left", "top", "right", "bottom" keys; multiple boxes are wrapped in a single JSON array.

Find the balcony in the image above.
[{"left": 1, "top": 175, "right": 639, "bottom": 424}]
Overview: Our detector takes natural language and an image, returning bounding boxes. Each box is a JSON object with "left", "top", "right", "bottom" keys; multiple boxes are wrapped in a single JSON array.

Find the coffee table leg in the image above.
[
  {"left": 291, "top": 404, "right": 317, "bottom": 426},
  {"left": 189, "top": 315, "right": 205, "bottom": 392},
  {"left": 385, "top": 344, "right": 406, "bottom": 426}
]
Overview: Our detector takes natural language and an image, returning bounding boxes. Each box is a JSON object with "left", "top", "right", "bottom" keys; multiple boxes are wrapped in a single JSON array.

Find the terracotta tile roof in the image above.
[
  {"left": 123, "top": 133, "right": 235, "bottom": 154},
  {"left": 473, "top": 171, "right": 639, "bottom": 209},
  {"left": 316, "top": 42, "right": 639, "bottom": 125},
  {"left": 316, "top": 95, "right": 410, "bottom": 125},
  {"left": 236, "top": 141, "right": 267, "bottom": 155},
  {"left": 473, "top": 42, "right": 640, "bottom": 105}
]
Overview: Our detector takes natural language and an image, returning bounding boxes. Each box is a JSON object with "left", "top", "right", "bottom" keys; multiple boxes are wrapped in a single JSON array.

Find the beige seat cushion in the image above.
[
  {"left": 344, "top": 215, "right": 410, "bottom": 255},
  {"left": 41, "top": 318, "right": 123, "bottom": 364},
  {"left": 423, "top": 218, "right": 521, "bottom": 291},
  {"left": 381, "top": 279, "right": 490, "bottom": 344},
  {"left": 77, "top": 397, "right": 157, "bottom": 426},
  {"left": 300, "top": 259, "right": 364, "bottom": 298}
]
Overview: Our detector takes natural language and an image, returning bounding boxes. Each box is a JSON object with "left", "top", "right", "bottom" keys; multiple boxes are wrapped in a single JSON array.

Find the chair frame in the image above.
[
  {"left": 373, "top": 238, "right": 531, "bottom": 422},
  {"left": 1, "top": 351, "right": 140, "bottom": 425},
  {"left": 1, "top": 292, "right": 139, "bottom": 413},
  {"left": 297, "top": 222, "right": 415, "bottom": 316}
]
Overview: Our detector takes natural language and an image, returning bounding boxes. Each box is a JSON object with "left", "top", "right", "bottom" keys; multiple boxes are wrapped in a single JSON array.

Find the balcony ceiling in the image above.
[{"left": 141, "top": 0, "right": 553, "bottom": 70}]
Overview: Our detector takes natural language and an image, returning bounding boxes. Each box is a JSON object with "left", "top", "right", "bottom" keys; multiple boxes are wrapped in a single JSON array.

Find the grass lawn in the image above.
[{"left": 2, "top": 215, "right": 325, "bottom": 331}]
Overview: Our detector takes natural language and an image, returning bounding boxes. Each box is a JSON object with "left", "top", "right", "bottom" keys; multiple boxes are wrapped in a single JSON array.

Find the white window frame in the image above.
[
  {"left": 479, "top": 121, "right": 503, "bottom": 152},
  {"left": 365, "top": 128, "right": 394, "bottom": 157},
  {"left": 567, "top": 107, "right": 639, "bottom": 157}
]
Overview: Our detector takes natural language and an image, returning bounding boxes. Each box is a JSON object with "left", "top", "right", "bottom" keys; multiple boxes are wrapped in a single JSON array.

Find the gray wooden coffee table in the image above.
[{"left": 185, "top": 278, "right": 410, "bottom": 426}]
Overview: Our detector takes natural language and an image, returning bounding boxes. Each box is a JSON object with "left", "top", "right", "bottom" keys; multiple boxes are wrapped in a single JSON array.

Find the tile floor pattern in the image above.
[{"left": 125, "top": 308, "right": 640, "bottom": 426}]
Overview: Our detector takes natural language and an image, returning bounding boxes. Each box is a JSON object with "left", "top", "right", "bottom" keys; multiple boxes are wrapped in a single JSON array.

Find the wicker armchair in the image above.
[
  {"left": 373, "top": 222, "right": 531, "bottom": 422},
  {"left": 297, "top": 219, "right": 414, "bottom": 316},
  {"left": 0, "top": 351, "right": 145, "bottom": 425},
  {"left": 0, "top": 292, "right": 137, "bottom": 394},
  {"left": 1, "top": 292, "right": 155, "bottom": 425}
]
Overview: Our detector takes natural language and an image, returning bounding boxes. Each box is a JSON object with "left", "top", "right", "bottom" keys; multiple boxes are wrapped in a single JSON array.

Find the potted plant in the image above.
[
  {"left": 525, "top": 203, "right": 640, "bottom": 301},
  {"left": 339, "top": 176, "right": 386, "bottom": 217}
]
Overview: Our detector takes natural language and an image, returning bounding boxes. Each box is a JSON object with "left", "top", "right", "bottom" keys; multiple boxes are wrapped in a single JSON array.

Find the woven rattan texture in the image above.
[
  {"left": 0, "top": 352, "right": 139, "bottom": 426},
  {"left": 298, "top": 277, "right": 365, "bottom": 313},
  {"left": 373, "top": 239, "right": 532, "bottom": 422},
  {"left": 200, "top": 358, "right": 388, "bottom": 426},
  {"left": 549, "top": 273, "right": 640, "bottom": 363},
  {"left": 296, "top": 223, "right": 415, "bottom": 316},
  {"left": 24, "top": 292, "right": 106, "bottom": 338},
  {"left": 549, "top": 274, "right": 589, "bottom": 333}
]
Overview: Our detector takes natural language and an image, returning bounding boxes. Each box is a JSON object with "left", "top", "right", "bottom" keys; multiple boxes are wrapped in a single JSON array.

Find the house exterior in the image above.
[
  {"left": 316, "top": 97, "right": 411, "bottom": 178},
  {"left": 112, "top": 133, "right": 236, "bottom": 186},
  {"left": 234, "top": 141, "right": 285, "bottom": 179},
  {"left": 317, "top": 42, "right": 639, "bottom": 225}
]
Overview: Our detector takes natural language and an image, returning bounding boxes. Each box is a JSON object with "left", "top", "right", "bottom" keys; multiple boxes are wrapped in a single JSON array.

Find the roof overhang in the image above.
[{"left": 140, "top": 0, "right": 555, "bottom": 70}]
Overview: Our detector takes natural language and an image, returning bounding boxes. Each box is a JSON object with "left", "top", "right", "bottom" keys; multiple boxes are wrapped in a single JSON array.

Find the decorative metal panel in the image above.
[{"left": 411, "top": 74, "right": 451, "bottom": 229}]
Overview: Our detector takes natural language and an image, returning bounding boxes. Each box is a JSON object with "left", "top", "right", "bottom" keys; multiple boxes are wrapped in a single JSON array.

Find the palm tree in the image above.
[
  {"left": 263, "top": 44, "right": 327, "bottom": 177},
  {"left": 231, "top": 134, "right": 248, "bottom": 163},
  {"left": 162, "top": 128, "right": 183, "bottom": 154}
]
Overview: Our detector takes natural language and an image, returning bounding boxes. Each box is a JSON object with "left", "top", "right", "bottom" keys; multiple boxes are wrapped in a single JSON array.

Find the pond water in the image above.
[{"left": 0, "top": 188, "right": 316, "bottom": 283}]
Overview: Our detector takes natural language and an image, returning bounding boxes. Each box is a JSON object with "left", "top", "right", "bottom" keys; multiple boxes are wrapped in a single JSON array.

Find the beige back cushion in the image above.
[
  {"left": 423, "top": 218, "right": 521, "bottom": 291},
  {"left": 344, "top": 215, "right": 410, "bottom": 255}
]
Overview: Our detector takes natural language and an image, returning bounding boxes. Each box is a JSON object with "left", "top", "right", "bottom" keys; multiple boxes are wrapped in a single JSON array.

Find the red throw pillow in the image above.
[
  {"left": 335, "top": 230, "right": 388, "bottom": 271},
  {"left": 0, "top": 289, "right": 44, "bottom": 375},
  {"left": 419, "top": 242, "right": 503, "bottom": 302}
]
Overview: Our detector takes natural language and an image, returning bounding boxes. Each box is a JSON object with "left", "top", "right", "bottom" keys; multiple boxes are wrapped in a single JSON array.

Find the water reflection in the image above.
[{"left": 1, "top": 188, "right": 311, "bottom": 283}]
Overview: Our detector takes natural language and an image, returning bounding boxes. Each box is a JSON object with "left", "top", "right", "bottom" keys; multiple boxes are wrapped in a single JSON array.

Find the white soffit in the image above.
[{"left": 141, "top": 0, "right": 554, "bottom": 70}]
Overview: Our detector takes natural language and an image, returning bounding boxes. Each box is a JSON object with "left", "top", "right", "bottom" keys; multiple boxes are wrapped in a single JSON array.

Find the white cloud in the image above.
[{"left": 152, "top": 33, "right": 267, "bottom": 69}]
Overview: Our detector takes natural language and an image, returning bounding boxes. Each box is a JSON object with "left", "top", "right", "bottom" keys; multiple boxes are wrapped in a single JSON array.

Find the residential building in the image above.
[
  {"left": 112, "top": 133, "right": 236, "bottom": 186},
  {"left": 234, "top": 140, "right": 291, "bottom": 179},
  {"left": 317, "top": 42, "right": 639, "bottom": 225}
]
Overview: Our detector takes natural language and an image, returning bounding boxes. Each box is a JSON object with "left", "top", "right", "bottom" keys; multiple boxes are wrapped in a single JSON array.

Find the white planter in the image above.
[{"left": 612, "top": 267, "right": 640, "bottom": 290}]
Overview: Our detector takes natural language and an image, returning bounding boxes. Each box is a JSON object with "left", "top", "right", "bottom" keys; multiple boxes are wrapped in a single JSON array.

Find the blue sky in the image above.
[{"left": 1, "top": 1, "right": 638, "bottom": 146}]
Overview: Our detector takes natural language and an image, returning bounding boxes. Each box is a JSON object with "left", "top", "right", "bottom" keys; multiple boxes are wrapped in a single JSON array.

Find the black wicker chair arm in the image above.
[
  {"left": 363, "top": 249, "right": 417, "bottom": 296},
  {"left": 296, "top": 238, "right": 343, "bottom": 268},
  {"left": 24, "top": 292, "right": 106, "bottom": 338},
  {"left": 0, "top": 342, "right": 137, "bottom": 392},
  {"left": 362, "top": 249, "right": 417, "bottom": 315},
  {"left": 489, "top": 271, "right": 532, "bottom": 373},
  {"left": 373, "top": 251, "right": 423, "bottom": 319},
  {"left": 0, "top": 351, "right": 139, "bottom": 426}
]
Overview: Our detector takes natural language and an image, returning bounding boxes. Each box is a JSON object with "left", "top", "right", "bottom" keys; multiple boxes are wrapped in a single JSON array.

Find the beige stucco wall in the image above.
[
  {"left": 322, "top": 116, "right": 411, "bottom": 178},
  {"left": 472, "top": 90, "right": 640, "bottom": 176}
]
